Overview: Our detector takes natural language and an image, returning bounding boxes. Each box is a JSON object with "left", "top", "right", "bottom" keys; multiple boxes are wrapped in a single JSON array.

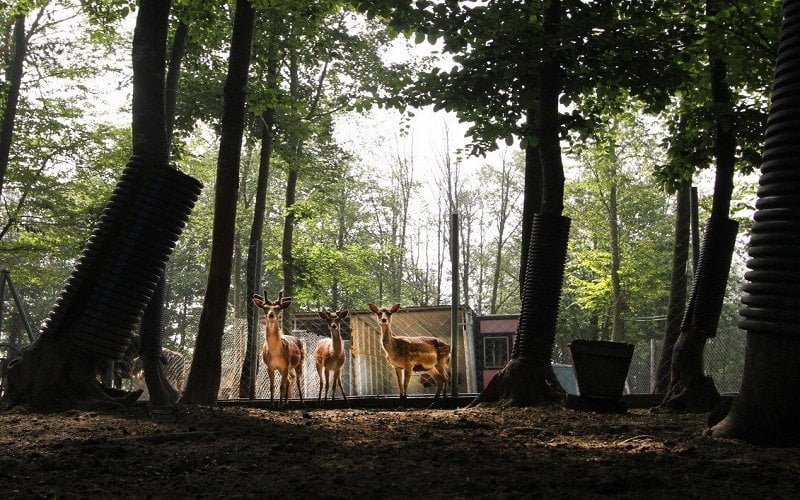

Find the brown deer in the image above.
[
  {"left": 368, "top": 303, "right": 451, "bottom": 404},
  {"left": 314, "top": 309, "right": 349, "bottom": 403},
  {"left": 252, "top": 294, "right": 305, "bottom": 406}
]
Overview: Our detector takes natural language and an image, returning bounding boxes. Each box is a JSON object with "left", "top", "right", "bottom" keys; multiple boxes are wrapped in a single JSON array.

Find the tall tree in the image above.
[
  {"left": 0, "top": 10, "right": 28, "bottom": 202},
  {"left": 661, "top": 0, "right": 778, "bottom": 411},
  {"left": 655, "top": 179, "right": 691, "bottom": 393},
  {"left": 710, "top": 0, "right": 800, "bottom": 445},
  {"left": 182, "top": 0, "right": 256, "bottom": 405}
]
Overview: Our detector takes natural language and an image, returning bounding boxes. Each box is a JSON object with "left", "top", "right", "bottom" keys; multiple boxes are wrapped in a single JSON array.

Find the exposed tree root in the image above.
[
  {"left": 659, "top": 328, "right": 720, "bottom": 413},
  {"left": 4, "top": 335, "right": 142, "bottom": 411},
  {"left": 141, "top": 355, "right": 179, "bottom": 408},
  {"left": 659, "top": 374, "right": 720, "bottom": 413},
  {"left": 468, "top": 358, "right": 564, "bottom": 408}
]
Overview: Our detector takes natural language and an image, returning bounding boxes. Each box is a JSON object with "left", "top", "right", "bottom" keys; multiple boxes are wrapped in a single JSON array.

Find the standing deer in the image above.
[
  {"left": 314, "top": 308, "right": 349, "bottom": 404},
  {"left": 253, "top": 294, "right": 305, "bottom": 407},
  {"left": 368, "top": 303, "right": 451, "bottom": 404}
]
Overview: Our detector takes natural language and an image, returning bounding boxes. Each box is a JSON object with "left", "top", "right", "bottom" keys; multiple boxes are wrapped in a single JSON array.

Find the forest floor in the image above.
[{"left": 0, "top": 398, "right": 798, "bottom": 499}]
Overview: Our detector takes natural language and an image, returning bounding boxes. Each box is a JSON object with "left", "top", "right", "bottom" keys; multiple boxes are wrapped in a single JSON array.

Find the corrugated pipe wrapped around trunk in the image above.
[
  {"left": 739, "top": 0, "right": 800, "bottom": 337},
  {"left": 40, "top": 157, "right": 202, "bottom": 359},
  {"left": 680, "top": 216, "right": 739, "bottom": 337},
  {"left": 512, "top": 213, "right": 571, "bottom": 362}
]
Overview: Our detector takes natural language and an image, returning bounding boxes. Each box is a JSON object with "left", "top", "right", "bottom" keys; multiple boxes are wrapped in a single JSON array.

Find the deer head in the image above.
[
  {"left": 318, "top": 308, "right": 349, "bottom": 334},
  {"left": 368, "top": 303, "right": 400, "bottom": 326},
  {"left": 253, "top": 294, "right": 293, "bottom": 323}
]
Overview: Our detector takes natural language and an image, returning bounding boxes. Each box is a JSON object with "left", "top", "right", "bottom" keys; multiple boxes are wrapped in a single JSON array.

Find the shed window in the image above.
[{"left": 483, "top": 336, "right": 510, "bottom": 369}]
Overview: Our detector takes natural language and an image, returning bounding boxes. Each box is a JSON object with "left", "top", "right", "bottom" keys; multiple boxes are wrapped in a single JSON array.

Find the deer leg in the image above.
[
  {"left": 402, "top": 367, "right": 413, "bottom": 401},
  {"left": 335, "top": 369, "right": 347, "bottom": 402},
  {"left": 296, "top": 369, "right": 305, "bottom": 407},
  {"left": 394, "top": 367, "right": 405, "bottom": 399},
  {"left": 268, "top": 370, "right": 276, "bottom": 406},
  {"left": 316, "top": 365, "right": 324, "bottom": 402},
  {"left": 279, "top": 369, "right": 289, "bottom": 407}
]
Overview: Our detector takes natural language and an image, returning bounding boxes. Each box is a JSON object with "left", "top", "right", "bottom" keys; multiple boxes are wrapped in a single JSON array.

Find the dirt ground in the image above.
[{"left": 0, "top": 400, "right": 798, "bottom": 499}]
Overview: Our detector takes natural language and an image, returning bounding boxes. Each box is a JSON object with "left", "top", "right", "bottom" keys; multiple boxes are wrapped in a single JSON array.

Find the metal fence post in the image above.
[
  {"left": 450, "top": 212, "right": 460, "bottom": 397},
  {"left": 650, "top": 338, "right": 656, "bottom": 393},
  {"left": 248, "top": 240, "right": 262, "bottom": 399}
]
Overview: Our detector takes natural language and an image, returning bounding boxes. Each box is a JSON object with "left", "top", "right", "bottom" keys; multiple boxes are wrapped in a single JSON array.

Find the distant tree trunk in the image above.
[
  {"left": 165, "top": 20, "right": 188, "bottom": 142},
  {"left": 281, "top": 49, "right": 301, "bottom": 332},
  {"left": 654, "top": 180, "right": 691, "bottom": 394},
  {"left": 490, "top": 160, "right": 513, "bottom": 314},
  {"left": 520, "top": 109, "right": 543, "bottom": 302},
  {"left": 182, "top": 0, "right": 255, "bottom": 405},
  {"left": 609, "top": 180, "right": 625, "bottom": 342},
  {"left": 239, "top": 109, "right": 274, "bottom": 398},
  {"left": 0, "top": 14, "right": 26, "bottom": 202},
  {"left": 662, "top": 0, "right": 738, "bottom": 411},
  {"left": 471, "top": 0, "right": 568, "bottom": 407}
]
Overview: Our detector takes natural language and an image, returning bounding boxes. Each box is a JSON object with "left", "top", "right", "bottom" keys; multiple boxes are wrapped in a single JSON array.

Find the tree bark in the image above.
[
  {"left": 0, "top": 13, "right": 26, "bottom": 202},
  {"left": 654, "top": 180, "right": 690, "bottom": 394},
  {"left": 182, "top": 0, "right": 255, "bottom": 405}
]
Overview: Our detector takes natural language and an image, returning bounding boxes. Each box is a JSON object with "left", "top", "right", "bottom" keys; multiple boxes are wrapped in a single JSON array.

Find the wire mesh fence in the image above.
[
  {"left": 218, "top": 306, "right": 479, "bottom": 401},
  {"left": 0, "top": 274, "right": 748, "bottom": 401}
]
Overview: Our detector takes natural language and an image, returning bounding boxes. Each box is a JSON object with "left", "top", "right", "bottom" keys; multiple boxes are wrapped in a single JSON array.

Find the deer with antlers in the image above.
[
  {"left": 368, "top": 303, "right": 451, "bottom": 404},
  {"left": 252, "top": 294, "right": 305, "bottom": 407},
  {"left": 314, "top": 309, "right": 349, "bottom": 404}
]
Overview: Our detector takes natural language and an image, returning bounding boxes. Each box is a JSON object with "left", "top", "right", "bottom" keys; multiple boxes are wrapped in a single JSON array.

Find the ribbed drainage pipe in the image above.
[
  {"left": 739, "top": 0, "right": 800, "bottom": 336},
  {"left": 40, "top": 157, "right": 202, "bottom": 359},
  {"left": 512, "top": 213, "right": 570, "bottom": 362}
]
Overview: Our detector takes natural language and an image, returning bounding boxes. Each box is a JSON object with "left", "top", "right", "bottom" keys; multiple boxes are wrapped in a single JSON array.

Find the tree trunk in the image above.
[
  {"left": 709, "top": 0, "right": 800, "bottom": 444},
  {"left": 165, "top": 20, "right": 188, "bottom": 142},
  {"left": 0, "top": 14, "right": 26, "bottom": 202},
  {"left": 609, "top": 181, "right": 625, "bottom": 342},
  {"left": 654, "top": 180, "right": 690, "bottom": 394},
  {"left": 520, "top": 109, "right": 543, "bottom": 302},
  {"left": 3, "top": 1, "right": 187, "bottom": 410},
  {"left": 182, "top": 0, "right": 255, "bottom": 405},
  {"left": 137, "top": 10, "right": 187, "bottom": 408},
  {"left": 239, "top": 109, "right": 274, "bottom": 398},
  {"left": 662, "top": 0, "right": 738, "bottom": 411},
  {"left": 490, "top": 161, "right": 512, "bottom": 314},
  {"left": 471, "top": 0, "right": 567, "bottom": 407}
]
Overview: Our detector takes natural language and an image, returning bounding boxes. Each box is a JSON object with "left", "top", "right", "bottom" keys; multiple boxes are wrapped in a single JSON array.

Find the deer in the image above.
[
  {"left": 368, "top": 303, "right": 451, "bottom": 406},
  {"left": 314, "top": 308, "right": 349, "bottom": 404},
  {"left": 252, "top": 294, "right": 305, "bottom": 407}
]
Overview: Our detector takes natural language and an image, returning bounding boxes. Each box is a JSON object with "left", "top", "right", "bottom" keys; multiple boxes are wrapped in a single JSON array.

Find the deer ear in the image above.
[
  {"left": 280, "top": 296, "right": 293, "bottom": 309},
  {"left": 368, "top": 303, "right": 379, "bottom": 314},
  {"left": 317, "top": 310, "right": 328, "bottom": 320},
  {"left": 390, "top": 303, "right": 401, "bottom": 313},
  {"left": 252, "top": 295, "right": 266, "bottom": 308},
  {"left": 339, "top": 309, "right": 349, "bottom": 319}
]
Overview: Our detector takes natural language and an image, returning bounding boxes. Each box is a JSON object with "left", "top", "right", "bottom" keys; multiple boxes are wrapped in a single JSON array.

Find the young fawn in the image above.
[
  {"left": 314, "top": 309, "right": 349, "bottom": 403},
  {"left": 252, "top": 294, "right": 305, "bottom": 406},
  {"left": 368, "top": 303, "right": 451, "bottom": 404}
]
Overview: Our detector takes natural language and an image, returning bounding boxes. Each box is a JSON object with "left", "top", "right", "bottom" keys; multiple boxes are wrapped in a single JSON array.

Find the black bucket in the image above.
[{"left": 568, "top": 339, "right": 634, "bottom": 400}]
